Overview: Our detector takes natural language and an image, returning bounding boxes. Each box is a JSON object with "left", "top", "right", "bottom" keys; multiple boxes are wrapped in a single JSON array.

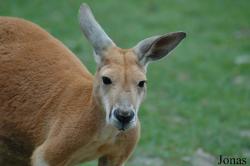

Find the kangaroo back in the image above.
[{"left": 0, "top": 17, "right": 93, "bottom": 165}]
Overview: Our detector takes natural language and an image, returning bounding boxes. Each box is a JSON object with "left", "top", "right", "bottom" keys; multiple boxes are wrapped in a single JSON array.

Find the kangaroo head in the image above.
[{"left": 79, "top": 4, "right": 186, "bottom": 131}]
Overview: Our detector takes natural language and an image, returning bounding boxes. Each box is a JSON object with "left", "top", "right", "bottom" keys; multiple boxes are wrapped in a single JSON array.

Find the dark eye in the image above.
[
  {"left": 138, "top": 80, "right": 146, "bottom": 88},
  {"left": 102, "top": 76, "right": 112, "bottom": 85}
]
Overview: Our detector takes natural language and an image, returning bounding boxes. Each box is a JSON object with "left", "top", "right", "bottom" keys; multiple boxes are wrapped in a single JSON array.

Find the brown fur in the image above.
[{"left": 0, "top": 17, "right": 140, "bottom": 166}]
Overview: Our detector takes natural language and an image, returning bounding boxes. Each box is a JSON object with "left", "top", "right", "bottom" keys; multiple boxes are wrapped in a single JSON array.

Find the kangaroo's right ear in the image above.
[{"left": 79, "top": 3, "right": 115, "bottom": 64}]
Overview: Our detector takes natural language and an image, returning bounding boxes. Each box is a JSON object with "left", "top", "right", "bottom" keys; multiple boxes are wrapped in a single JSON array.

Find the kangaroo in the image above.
[{"left": 0, "top": 3, "right": 186, "bottom": 166}]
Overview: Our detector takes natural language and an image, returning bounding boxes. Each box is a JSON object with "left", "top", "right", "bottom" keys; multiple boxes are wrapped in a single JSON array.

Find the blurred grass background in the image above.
[{"left": 1, "top": 0, "right": 249, "bottom": 165}]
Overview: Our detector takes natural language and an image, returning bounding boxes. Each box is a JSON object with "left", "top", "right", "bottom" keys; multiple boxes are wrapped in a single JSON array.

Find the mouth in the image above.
[
  {"left": 117, "top": 122, "right": 130, "bottom": 131},
  {"left": 112, "top": 119, "right": 136, "bottom": 131}
]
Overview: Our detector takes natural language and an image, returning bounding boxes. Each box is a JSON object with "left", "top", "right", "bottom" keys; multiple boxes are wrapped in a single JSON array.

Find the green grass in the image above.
[{"left": 1, "top": 0, "right": 250, "bottom": 165}]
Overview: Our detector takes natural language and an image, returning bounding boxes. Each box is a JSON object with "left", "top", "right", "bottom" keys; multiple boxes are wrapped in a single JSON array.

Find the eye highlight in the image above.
[
  {"left": 138, "top": 80, "right": 146, "bottom": 88},
  {"left": 102, "top": 76, "right": 112, "bottom": 85}
]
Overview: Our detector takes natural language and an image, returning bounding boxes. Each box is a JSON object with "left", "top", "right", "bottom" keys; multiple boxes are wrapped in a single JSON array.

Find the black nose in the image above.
[{"left": 114, "top": 109, "right": 135, "bottom": 124}]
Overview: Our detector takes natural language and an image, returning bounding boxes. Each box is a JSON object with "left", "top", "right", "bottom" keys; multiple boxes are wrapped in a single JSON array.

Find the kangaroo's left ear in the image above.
[{"left": 133, "top": 32, "right": 186, "bottom": 65}]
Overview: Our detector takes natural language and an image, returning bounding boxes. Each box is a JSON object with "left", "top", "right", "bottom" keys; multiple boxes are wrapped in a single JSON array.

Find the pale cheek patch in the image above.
[
  {"left": 31, "top": 147, "right": 49, "bottom": 166},
  {"left": 102, "top": 95, "right": 111, "bottom": 123},
  {"left": 135, "top": 94, "right": 144, "bottom": 112}
]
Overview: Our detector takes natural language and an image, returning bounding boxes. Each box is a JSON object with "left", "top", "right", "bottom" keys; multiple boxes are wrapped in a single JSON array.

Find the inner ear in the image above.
[
  {"left": 148, "top": 36, "right": 173, "bottom": 60},
  {"left": 147, "top": 32, "right": 186, "bottom": 60},
  {"left": 134, "top": 32, "right": 186, "bottom": 65}
]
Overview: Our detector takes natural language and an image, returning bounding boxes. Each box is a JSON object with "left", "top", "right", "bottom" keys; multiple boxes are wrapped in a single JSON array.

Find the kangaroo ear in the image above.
[
  {"left": 79, "top": 3, "right": 115, "bottom": 64},
  {"left": 134, "top": 32, "right": 186, "bottom": 65}
]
